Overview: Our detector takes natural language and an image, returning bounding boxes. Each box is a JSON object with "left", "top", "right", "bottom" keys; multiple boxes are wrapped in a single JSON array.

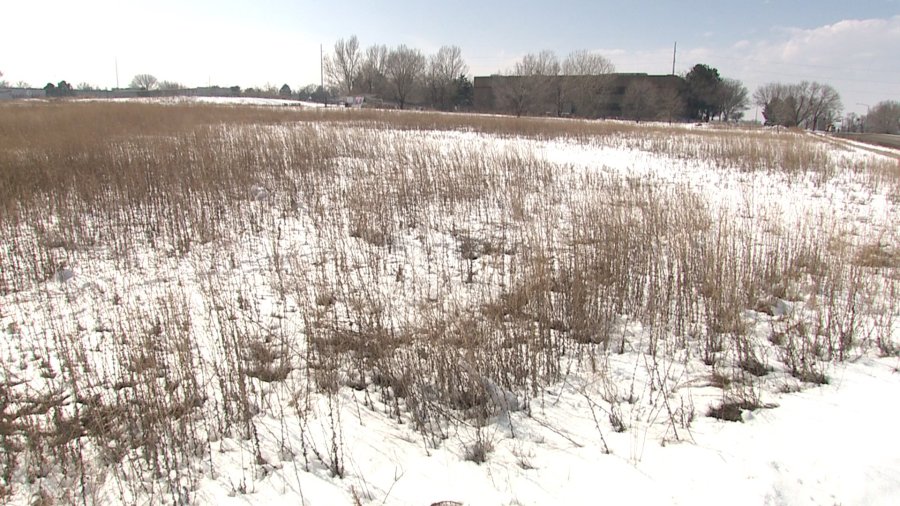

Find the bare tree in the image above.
[
  {"left": 805, "top": 82, "right": 842, "bottom": 130},
  {"left": 561, "top": 49, "right": 614, "bottom": 76},
  {"left": 525, "top": 50, "right": 560, "bottom": 115},
  {"left": 158, "top": 80, "right": 186, "bottom": 91},
  {"left": 385, "top": 45, "right": 426, "bottom": 109},
  {"left": 495, "top": 50, "right": 560, "bottom": 116},
  {"left": 425, "top": 45, "right": 468, "bottom": 110},
  {"left": 622, "top": 80, "right": 659, "bottom": 122},
  {"left": 753, "top": 82, "right": 787, "bottom": 108},
  {"left": 358, "top": 44, "right": 388, "bottom": 96},
  {"left": 492, "top": 76, "right": 531, "bottom": 117},
  {"left": 560, "top": 49, "right": 615, "bottom": 117},
  {"left": 865, "top": 100, "right": 900, "bottom": 134},
  {"left": 656, "top": 85, "right": 685, "bottom": 123},
  {"left": 754, "top": 81, "right": 842, "bottom": 129},
  {"left": 754, "top": 82, "right": 792, "bottom": 125},
  {"left": 719, "top": 78, "right": 749, "bottom": 121},
  {"left": 262, "top": 83, "right": 279, "bottom": 96},
  {"left": 516, "top": 50, "right": 560, "bottom": 76},
  {"left": 130, "top": 74, "right": 158, "bottom": 90},
  {"left": 325, "top": 35, "right": 362, "bottom": 95}
]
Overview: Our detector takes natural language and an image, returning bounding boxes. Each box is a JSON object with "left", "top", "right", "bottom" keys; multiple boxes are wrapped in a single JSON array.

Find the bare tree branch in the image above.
[
  {"left": 385, "top": 45, "right": 426, "bottom": 109},
  {"left": 754, "top": 81, "right": 842, "bottom": 129},
  {"left": 130, "top": 74, "right": 158, "bottom": 90},
  {"left": 358, "top": 44, "right": 388, "bottom": 95},
  {"left": 325, "top": 36, "right": 362, "bottom": 95},
  {"left": 425, "top": 46, "right": 468, "bottom": 110},
  {"left": 561, "top": 50, "right": 616, "bottom": 117},
  {"left": 866, "top": 100, "right": 900, "bottom": 134}
]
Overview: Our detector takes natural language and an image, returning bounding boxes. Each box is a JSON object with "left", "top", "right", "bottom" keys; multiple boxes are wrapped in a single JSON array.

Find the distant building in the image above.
[{"left": 0, "top": 88, "right": 47, "bottom": 100}]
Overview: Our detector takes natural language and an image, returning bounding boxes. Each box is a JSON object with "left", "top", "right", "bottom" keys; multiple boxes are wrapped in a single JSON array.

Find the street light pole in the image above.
[{"left": 856, "top": 103, "right": 870, "bottom": 133}]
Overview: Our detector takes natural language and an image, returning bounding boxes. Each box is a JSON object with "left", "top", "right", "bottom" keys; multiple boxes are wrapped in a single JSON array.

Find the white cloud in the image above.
[
  {"left": 762, "top": 17, "right": 900, "bottom": 68},
  {"left": 599, "top": 16, "right": 900, "bottom": 116},
  {"left": 734, "top": 16, "right": 900, "bottom": 114}
]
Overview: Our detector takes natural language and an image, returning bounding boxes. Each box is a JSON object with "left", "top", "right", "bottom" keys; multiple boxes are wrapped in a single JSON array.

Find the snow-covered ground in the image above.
[
  {"left": 98, "top": 95, "right": 325, "bottom": 107},
  {"left": 193, "top": 356, "right": 900, "bottom": 506},
  {"left": 1, "top": 107, "right": 898, "bottom": 505},
  {"left": 176, "top": 96, "right": 325, "bottom": 108}
]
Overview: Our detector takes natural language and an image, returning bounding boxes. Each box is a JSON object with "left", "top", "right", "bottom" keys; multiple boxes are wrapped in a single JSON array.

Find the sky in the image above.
[{"left": 2, "top": 0, "right": 898, "bottom": 116}]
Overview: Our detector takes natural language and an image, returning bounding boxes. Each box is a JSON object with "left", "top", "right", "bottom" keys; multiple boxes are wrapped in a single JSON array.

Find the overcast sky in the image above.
[{"left": 2, "top": 0, "right": 898, "bottom": 115}]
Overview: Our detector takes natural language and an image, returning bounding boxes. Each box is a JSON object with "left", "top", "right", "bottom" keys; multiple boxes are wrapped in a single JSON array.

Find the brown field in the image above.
[{"left": 0, "top": 100, "right": 897, "bottom": 504}]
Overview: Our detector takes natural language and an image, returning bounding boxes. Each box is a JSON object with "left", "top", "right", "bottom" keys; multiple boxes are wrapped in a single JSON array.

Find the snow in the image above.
[
  {"left": 1, "top": 110, "right": 898, "bottom": 505},
  {"left": 183, "top": 96, "right": 325, "bottom": 108},
  {"left": 176, "top": 356, "right": 900, "bottom": 506},
  {"left": 101, "top": 95, "right": 325, "bottom": 107}
]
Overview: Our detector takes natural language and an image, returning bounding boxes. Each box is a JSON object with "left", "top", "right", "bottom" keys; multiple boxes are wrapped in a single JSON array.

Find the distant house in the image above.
[
  {"left": 75, "top": 89, "right": 142, "bottom": 99},
  {"left": 474, "top": 73, "right": 686, "bottom": 119}
]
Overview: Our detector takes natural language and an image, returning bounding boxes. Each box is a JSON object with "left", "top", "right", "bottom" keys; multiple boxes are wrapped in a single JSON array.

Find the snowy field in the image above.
[
  {"left": 0, "top": 100, "right": 898, "bottom": 505},
  {"left": 102, "top": 95, "right": 326, "bottom": 108}
]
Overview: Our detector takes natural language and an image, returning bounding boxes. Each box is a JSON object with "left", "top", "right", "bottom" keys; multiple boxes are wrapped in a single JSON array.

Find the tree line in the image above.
[
  {"left": 862, "top": 101, "right": 900, "bottom": 134},
  {"left": 5, "top": 52, "right": 895, "bottom": 133},
  {"left": 318, "top": 39, "right": 756, "bottom": 123},
  {"left": 320, "top": 35, "right": 473, "bottom": 110},
  {"left": 753, "top": 81, "right": 842, "bottom": 130}
]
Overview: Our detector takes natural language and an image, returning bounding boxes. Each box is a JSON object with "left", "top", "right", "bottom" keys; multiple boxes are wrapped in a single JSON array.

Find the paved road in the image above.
[{"left": 835, "top": 133, "right": 900, "bottom": 151}]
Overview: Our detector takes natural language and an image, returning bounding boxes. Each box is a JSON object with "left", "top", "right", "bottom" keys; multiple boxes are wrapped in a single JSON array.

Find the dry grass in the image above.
[{"left": 0, "top": 100, "right": 896, "bottom": 502}]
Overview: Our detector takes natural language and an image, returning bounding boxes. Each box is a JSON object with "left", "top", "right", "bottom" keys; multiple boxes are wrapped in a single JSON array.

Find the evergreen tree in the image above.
[
  {"left": 685, "top": 64, "right": 723, "bottom": 121},
  {"left": 57, "top": 80, "right": 73, "bottom": 97},
  {"left": 452, "top": 74, "right": 473, "bottom": 109}
]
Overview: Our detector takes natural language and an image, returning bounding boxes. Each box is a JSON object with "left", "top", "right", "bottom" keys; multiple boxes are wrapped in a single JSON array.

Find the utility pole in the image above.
[
  {"left": 320, "top": 43, "right": 326, "bottom": 107},
  {"left": 672, "top": 42, "right": 677, "bottom": 75},
  {"left": 115, "top": 57, "right": 119, "bottom": 89}
]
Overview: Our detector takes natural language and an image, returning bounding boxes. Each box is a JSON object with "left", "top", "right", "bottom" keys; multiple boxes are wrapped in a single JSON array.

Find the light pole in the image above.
[{"left": 856, "top": 103, "right": 870, "bottom": 133}]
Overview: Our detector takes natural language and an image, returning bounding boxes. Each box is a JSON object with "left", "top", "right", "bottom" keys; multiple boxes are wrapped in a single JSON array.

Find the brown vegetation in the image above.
[{"left": 0, "top": 101, "right": 896, "bottom": 503}]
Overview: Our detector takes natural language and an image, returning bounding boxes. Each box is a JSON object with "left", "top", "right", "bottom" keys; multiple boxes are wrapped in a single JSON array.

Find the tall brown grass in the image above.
[{"left": 0, "top": 101, "right": 896, "bottom": 503}]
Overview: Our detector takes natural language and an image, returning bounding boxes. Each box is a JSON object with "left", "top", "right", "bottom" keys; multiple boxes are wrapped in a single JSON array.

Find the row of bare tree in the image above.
[
  {"left": 753, "top": 81, "right": 843, "bottom": 129},
  {"left": 324, "top": 36, "right": 469, "bottom": 110},
  {"left": 863, "top": 101, "right": 900, "bottom": 134},
  {"left": 128, "top": 74, "right": 187, "bottom": 91},
  {"left": 325, "top": 39, "right": 861, "bottom": 129},
  {"left": 489, "top": 50, "right": 618, "bottom": 117},
  {"left": 841, "top": 101, "right": 900, "bottom": 134}
]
